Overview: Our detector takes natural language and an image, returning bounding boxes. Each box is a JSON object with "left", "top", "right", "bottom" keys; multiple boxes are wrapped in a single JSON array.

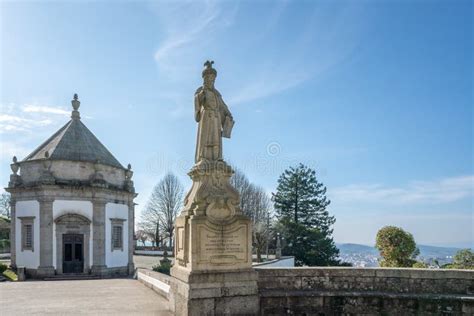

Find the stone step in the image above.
[{"left": 43, "top": 274, "right": 101, "bottom": 281}]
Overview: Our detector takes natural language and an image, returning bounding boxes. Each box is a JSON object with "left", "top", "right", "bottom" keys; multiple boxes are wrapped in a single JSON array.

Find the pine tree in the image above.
[
  {"left": 273, "top": 164, "right": 334, "bottom": 234},
  {"left": 273, "top": 164, "right": 340, "bottom": 266}
]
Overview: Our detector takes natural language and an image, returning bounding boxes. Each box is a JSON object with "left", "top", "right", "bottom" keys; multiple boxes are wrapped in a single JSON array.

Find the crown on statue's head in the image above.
[{"left": 202, "top": 60, "right": 217, "bottom": 78}]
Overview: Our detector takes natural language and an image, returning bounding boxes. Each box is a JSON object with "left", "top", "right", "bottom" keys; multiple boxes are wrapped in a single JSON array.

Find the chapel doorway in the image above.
[{"left": 63, "top": 234, "right": 84, "bottom": 274}]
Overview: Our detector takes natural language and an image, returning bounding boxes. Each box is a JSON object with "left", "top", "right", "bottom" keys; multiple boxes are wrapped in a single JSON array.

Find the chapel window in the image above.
[
  {"left": 110, "top": 218, "right": 125, "bottom": 251},
  {"left": 19, "top": 216, "right": 35, "bottom": 251}
]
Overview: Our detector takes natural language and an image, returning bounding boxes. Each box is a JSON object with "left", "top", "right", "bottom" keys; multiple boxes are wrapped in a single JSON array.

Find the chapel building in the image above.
[{"left": 6, "top": 94, "right": 136, "bottom": 278}]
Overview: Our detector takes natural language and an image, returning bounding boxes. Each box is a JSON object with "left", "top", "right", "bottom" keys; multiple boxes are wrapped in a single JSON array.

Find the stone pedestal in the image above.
[
  {"left": 171, "top": 269, "right": 258, "bottom": 316},
  {"left": 170, "top": 161, "right": 258, "bottom": 315}
]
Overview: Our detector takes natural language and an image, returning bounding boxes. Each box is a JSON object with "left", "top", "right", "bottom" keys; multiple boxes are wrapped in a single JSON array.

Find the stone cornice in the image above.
[
  {"left": 6, "top": 184, "right": 136, "bottom": 199},
  {"left": 7, "top": 180, "right": 134, "bottom": 194}
]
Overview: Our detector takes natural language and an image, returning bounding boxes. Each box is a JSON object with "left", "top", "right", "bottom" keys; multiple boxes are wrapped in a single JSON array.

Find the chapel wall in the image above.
[
  {"left": 105, "top": 202, "right": 129, "bottom": 268},
  {"left": 15, "top": 200, "right": 40, "bottom": 269}
]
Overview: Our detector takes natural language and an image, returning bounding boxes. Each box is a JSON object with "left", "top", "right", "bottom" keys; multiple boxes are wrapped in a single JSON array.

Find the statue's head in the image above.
[{"left": 202, "top": 60, "right": 217, "bottom": 88}]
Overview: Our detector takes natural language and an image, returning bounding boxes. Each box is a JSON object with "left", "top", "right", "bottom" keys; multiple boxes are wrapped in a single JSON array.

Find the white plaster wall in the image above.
[
  {"left": 105, "top": 203, "right": 129, "bottom": 268},
  {"left": 52, "top": 200, "right": 93, "bottom": 268},
  {"left": 15, "top": 200, "right": 40, "bottom": 269}
]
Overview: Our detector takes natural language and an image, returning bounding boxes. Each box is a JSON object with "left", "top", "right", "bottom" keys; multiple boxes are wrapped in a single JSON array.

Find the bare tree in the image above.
[
  {"left": 135, "top": 229, "right": 148, "bottom": 247},
  {"left": 230, "top": 168, "right": 254, "bottom": 218},
  {"left": 231, "top": 169, "right": 273, "bottom": 262},
  {"left": 140, "top": 173, "right": 184, "bottom": 249},
  {"left": 0, "top": 193, "right": 11, "bottom": 219},
  {"left": 248, "top": 186, "right": 272, "bottom": 262}
]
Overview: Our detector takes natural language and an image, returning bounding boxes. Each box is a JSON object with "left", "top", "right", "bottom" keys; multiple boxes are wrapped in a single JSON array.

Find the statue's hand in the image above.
[{"left": 198, "top": 89, "right": 206, "bottom": 102}]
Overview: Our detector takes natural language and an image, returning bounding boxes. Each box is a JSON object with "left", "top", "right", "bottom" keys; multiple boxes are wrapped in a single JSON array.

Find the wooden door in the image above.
[{"left": 63, "top": 234, "right": 84, "bottom": 274}]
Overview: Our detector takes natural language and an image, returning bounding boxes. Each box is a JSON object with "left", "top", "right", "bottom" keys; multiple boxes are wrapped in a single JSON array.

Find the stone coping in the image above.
[
  {"left": 253, "top": 256, "right": 294, "bottom": 267},
  {"left": 137, "top": 268, "right": 171, "bottom": 300},
  {"left": 256, "top": 267, "right": 474, "bottom": 279}
]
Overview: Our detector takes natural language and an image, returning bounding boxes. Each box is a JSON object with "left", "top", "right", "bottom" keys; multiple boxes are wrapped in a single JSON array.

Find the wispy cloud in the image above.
[
  {"left": 331, "top": 175, "right": 474, "bottom": 205},
  {"left": 22, "top": 104, "right": 69, "bottom": 115},
  {"left": 150, "top": 1, "right": 367, "bottom": 107},
  {"left": 0, "top": 103, "right": 66, "bottom": 134},
  {"left": 228, "top": 3, "right": 367, "bottom": 105},
  {"left": 151, "top": 1, "right": 238, "bottom": 81},
  {"left": 0, "top": 102, "right": 70, "bottom": 163}
]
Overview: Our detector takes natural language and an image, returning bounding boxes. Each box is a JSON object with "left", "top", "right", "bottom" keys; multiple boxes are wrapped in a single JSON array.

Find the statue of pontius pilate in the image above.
[
  {"left": 171, "top": 62, "right": 254, "bottom": 291},
  {"left": 194, "top": 60, "right": 234, "bottom": 163}
]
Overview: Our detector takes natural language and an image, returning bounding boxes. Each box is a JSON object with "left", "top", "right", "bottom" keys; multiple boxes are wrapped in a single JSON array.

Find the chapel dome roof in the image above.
[{"left": 22, "top": 94, "right": 124, "bottom": 169}]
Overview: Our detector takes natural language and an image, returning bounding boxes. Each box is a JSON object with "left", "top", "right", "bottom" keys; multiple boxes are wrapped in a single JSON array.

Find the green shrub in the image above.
[
  {"left": 0, "top": 239, "right": 10, "bottom": 250},
  {"left": 152, "top": 261, "right": 172, "bottom": 275},
  {"left": 451, "top": 249, "right": 474, "bottom": 269},
  {"left": 0, "top": 263, "right": 7, "bottom": 273},
  {"left": 375, "top": 226, "right": 418, "bottom": 267},
  {"left": 412, "top": 261, "right": 428, "bottom": 268}
]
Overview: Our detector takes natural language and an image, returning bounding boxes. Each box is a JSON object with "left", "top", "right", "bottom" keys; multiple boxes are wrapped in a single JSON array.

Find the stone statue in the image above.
[
  {"left": 194, "top": 61, "right": 234, "bottom": 163},
  {"left": 171, "top": 62, "right": 257, "bottom": 315}
]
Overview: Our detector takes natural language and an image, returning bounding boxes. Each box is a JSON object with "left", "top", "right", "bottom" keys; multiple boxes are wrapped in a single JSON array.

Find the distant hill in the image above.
[
  {"left": 336, "top": 243, "right": 464, "bottom": 266},
  {"left": 336, "top": 243, "right": 378, "bottom": 255},
  {"left": 417, "top": 245, "right": 463, "bottom": 259}
]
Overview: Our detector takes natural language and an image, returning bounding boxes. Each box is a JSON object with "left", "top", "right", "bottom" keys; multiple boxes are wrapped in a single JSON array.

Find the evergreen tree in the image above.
[
  {"left": 276, "top": 219, "right": 341, "bottom": 266},
  {"left": 273, "top": 164, "right": 334, "bottom": 234},
  {"left": 273, "top": 164, "right": 339, "bottom": 266}
]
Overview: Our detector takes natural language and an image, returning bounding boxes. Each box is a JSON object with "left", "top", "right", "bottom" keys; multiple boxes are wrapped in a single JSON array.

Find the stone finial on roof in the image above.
[
  {"left": 71, "top": 93, "right": 81, "bottom": 120},
  {"left": 11, "top": 156, "right": 19, "bottom": 175},
  {"left": 125, "top": 163, "right": 133, "bottom": 180}
]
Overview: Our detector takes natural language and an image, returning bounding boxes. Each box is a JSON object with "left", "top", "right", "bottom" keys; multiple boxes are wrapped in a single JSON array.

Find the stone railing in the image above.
[
  {"left": 137, "top": 269, "right": 171, "bottom": 300},
  {"left": 253, "top": 256, "right": 295, "bottom": 268},
  {"left": 256, "top": 267, "right": 474, "bottom": 315}
]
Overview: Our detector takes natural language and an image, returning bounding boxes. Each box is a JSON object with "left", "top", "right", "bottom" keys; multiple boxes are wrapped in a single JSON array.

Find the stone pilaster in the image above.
[
  {"left": 37, "top": 196, "right": 55, "bottom": 277},
  {"left": 9, "top": 198, "right": 16, "bottom": 269},
  {"left": 91, "top": 199, "right": 107, "bottom": 275},
  {"left": 128, "top": 201, "right": 135, "bottom": 275}
]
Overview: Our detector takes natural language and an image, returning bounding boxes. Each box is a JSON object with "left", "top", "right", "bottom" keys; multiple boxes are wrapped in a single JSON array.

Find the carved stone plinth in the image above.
[
  {"left": 173, "top": 161, "right": 252, "bottom": 272},
  {"left": 170, "top": 161, "right": 257, "bottom": 315}
]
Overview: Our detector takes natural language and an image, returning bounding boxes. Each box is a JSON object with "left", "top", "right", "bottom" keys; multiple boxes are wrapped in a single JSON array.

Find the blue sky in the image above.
[{"left": 1, "top": 0, "right": 472, "bottom": 247}]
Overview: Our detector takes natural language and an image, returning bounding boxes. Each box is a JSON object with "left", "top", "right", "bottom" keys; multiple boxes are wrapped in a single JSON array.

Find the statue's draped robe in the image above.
[{"left": 194, "top": 87, "right": 232, "bottom": 162}]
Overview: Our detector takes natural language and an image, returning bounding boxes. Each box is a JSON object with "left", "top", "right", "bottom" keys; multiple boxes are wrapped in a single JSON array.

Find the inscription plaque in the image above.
[{"left": 197, "top": 224, "right": 248, "bottom": 265}]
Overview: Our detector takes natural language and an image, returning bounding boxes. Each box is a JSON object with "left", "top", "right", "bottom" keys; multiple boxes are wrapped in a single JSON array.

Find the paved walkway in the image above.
[{"left": 0, "top": 278, "right": 172, "bottom": 315}]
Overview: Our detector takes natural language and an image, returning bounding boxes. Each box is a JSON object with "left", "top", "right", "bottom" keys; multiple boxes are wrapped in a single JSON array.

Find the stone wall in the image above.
[{"left": 256, "top": 267, "right": 474, "bottom": 315}]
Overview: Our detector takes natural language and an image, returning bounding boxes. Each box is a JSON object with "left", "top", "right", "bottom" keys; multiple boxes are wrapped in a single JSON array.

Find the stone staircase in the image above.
[{"left": 43, "top": 274, "right": 101, "bottom": 281}]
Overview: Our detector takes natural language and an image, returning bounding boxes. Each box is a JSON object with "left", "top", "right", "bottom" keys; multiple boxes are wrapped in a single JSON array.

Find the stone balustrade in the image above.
[
  {"left": 138, "top": 266, "right": 474, "bottom": 315},
  {"left": 256, "top": 267, "right": 474, "bottom": 315}
]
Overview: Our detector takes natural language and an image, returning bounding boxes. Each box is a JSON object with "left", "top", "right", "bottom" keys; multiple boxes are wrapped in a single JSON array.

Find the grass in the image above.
[{"left": 3, "top": 269, "right": 18, "bottom": 281}]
